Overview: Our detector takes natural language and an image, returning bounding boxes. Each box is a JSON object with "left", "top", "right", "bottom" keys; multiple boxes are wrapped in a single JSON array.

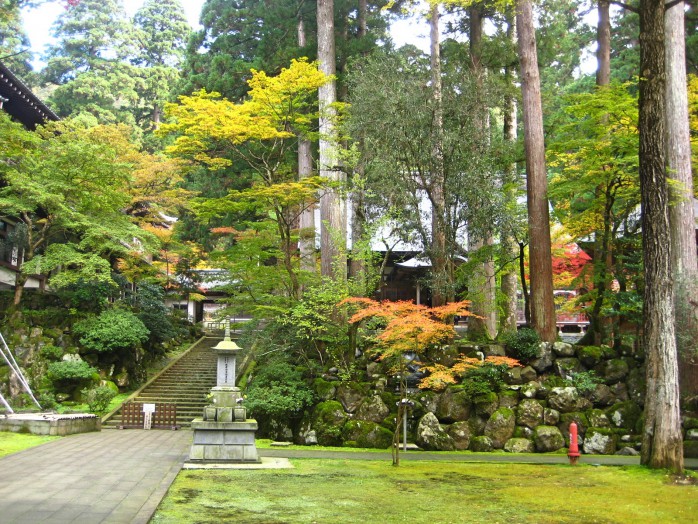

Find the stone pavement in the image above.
[{"left": 0, "top": 429, "right": 191, "bottom": 524}]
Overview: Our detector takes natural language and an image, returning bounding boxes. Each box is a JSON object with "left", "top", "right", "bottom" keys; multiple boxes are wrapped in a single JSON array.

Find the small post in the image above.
[
  {"left": 568, "top": 422, "right": 580, "bottom": 465},
  {"left": 398, "top": 398, "right": 414, "bottom": 451}
]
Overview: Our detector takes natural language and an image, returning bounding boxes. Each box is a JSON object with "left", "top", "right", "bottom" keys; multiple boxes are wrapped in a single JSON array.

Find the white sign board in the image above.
[{"left": 142, "top": 403, "right": 156, "bottom": 413}]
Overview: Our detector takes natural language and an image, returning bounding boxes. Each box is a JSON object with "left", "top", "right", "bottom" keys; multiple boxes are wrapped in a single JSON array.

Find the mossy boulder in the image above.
[
  {"left": 436, "top": 386, "right": 471, "bottom": 422},
  {"left": 447, "top": 421, "right": 473, "bottom": 450},
  {"left": 576, "top": 345, "right": 615, "bottom": 368},
  {"left": 514, "top": 426, "right": 533, "bottom": 439},
  {"left": 596, "top": 358, "right": 629, "bottom": 384},
  {"left": 337, "top": 383, "right": 370, "bottom": 413},
  {"left": 414, "top": 390, "right": 440, "bottom": 415},
  {"left": 544, "top": 408, "right": 560, "bottom": 426},
  {"left": 473, "top": 392, "right": 499, "bottom": 417},
  {"left": 586, "top": 408, "right": 610, "bottom": 428},
  {"left": 625, "top": 367, "right": 646, "bottom": 405},
  {"left": 313, "top": 378, "right": 337, "bottom": 401},
  {"left": 606, "top": 401, "right": 642, "bottom": 431},
  {"left": 343, "top": 420, "right": 393, "bottom": 449},
  {"left": 530, "top": 342, "right": 554, "bottom": 373},
  {"left": 504, "top": 366, "right": 523, "bottom": 385},
  {"left": 548, "top": 387, "right": 584, "bottom": 413},
  {"left": 469, "top": 436, "right": 494, "bottom": 452},
  {"left": 583, "top": 427, "right": 618, "bottom": 455},
  {"left": 355, "top": 395, "right": 390, "bottom": 424},
  {"left": 415, "top": 412, "right": 455, "bottom": 451},
  {"left": 504, "top": 438, "right": 535, "bottom": 453},
  {"left": 552, "top": 342, "right": 575, "bottom": 357},
  {"left": 589, "top": 383, "right": 616, "bottom": 407},
  {"left": 521, "top": 381, "right": 541, "bottom": 399},
  {"left": 533, "top": 425, "right": 565, "bottom": 452},
  {"left": 484, "top": 407, "right": 516, "bottom": 449},
  {"left": 554, "top": 358, "right": 585, "bottom": 379},
  {"left": 307, "top": 400, "right": 347, "bottom": 446},
  {"left": 520, "top": 366, "right": 538, "bottom": 382},
  {"left": 498, "top": 390, "right": 519, "bottom": 409},
  {"left": 517, "top": 399, "right": 544, "bottom": 429}
]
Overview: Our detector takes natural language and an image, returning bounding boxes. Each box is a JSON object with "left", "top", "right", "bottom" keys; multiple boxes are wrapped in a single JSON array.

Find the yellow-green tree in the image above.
[{"left": 160, "top": 58, "right": 332, "bottom": 303}]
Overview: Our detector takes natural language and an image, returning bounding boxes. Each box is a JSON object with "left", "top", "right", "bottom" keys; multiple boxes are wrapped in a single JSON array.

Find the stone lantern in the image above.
[{"left": 188, "top": 321, "right": 259, "bottom": 463}]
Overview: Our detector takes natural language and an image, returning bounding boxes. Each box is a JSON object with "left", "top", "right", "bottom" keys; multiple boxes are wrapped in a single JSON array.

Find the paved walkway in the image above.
[
  {"left": 1, "top": 430, "right": 696, "bottom": 524},
  {"left": 0, "top": 429, "right": 191, "bottom": 524}
]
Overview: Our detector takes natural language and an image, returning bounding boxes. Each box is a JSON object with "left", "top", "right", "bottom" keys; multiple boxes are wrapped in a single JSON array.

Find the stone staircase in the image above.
[{"left": 102, "top": 337, "right": 220, "bottom": 429}]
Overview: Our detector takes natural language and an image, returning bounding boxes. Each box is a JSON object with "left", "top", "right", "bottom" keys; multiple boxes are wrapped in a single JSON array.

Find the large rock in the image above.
[
  {"left": 498, "top": 390, "right": 519, "bottom": 409},
  {"left": 548, "top": 387, "right": 584, "bottom": 413},
  {"left": 447, "top": 421, "right": 472, "bottom": 450},
  {"left": 337, "top": 383, "right": 369, "bottom": 413},
  {"left": 516, "top": 399, "right": 544, "bottom": 429},
  {"left": 343, "top": 420, "right": 393, "bottom": 449},
  {"left": 596, "top": 358, "right": 629, "bottom": 384},
  {"left": 436, "top": 387, "right": 471, "bottom": 422},
  {"left": 558, "top": 412, "right": 590, "bottom": 443},
  {"left": 520, "top": 366, "right": 538, "bottom": 382},
  {"left": 586, "top": 409, "right": 610, "bottom": 428},
  {"left": 308, "top": 400, "right": 347, "bottom": 446},
  {"left": 583, "top": 428, "right": 617, "bottom": 455},
  {"left": 626, "top": 367, "right": 646, "bottom": 405},
  {"left": 469, "top": 436, "right": 494, "bottom": 452},
  {"left": 554, "top": 358, "right": 585, "bottom": 379},
  {"left": 484, "top": 407, "right": 516, "bottom": 449},
  {"left": 521, "top": 381, "right": 540, "bottom": 399},
  {"left": 355, "top": 395, "right": 390, "bottom": 424},
  {"left": 533, "top": 425, "right": 565, "bottom": 452},
  {"left": 589, "top": 384, "right": 615, "bottom": 407},
  {"left": 415, "top": 390, "right": 440, "bottom": 415},
  {"left": 504, "top": 438, "right": 535, "bottom": 453},
  {"left": 530, "top": 342, "right": 554, "bottom": 373},
  {"left": 415, "top": 412, "right": 455, "bottom": 451},
  {"left": 504, "top": 366, "right": 524, "bottom": 385},
  {"left": 606, "top": 401, "right": 642, "bottom": 431},
  {"left": 577, "top": 345, "right": 615, "bottom": 368},
  {"left": 474, "top": 392, "right": 499, "bottom": 417},
  {"left": 552, "top": 341, "right": 576, "bottom": 357},
  {"left": 610, "top": 382, "right": 630, "bottom": 402},
  {"left": 313, "top": 378, "right": 337, "bottom": 401},
  {"left": 544, "top": 408, "right": 560, "bottom": 426}
]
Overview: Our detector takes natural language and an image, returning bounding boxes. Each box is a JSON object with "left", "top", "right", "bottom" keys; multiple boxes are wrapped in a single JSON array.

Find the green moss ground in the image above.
[
  {"left": 152, "top": 460, "right": 697, "bottom": 523},
  {"left": 0, "top": 432, "right": 60, "bottom": 458}
]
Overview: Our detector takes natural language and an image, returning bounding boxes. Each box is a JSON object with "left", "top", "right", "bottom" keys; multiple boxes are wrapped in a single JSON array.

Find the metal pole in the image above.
[
  {"left": 0, "top": 331, "right": 41, "bottom": 409},
  {"left": 0, "top": 391, "right": 14, "bottom": 414},
  {"left": 403, "top": 407, "right": 408, "bottom": 451}
]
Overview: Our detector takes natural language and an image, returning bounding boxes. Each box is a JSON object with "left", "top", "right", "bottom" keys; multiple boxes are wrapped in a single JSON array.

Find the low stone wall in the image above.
[
  {"left": 288, "top": 341, "right": 698, "bottom": 456},
  {"left": 0, "top": 413, "right": 100, "bottom": 436}
]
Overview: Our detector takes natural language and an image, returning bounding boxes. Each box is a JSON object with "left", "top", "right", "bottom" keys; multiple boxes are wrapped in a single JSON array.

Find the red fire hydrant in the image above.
[{"left": 568, "top": 422, "right": 580, "bottom": 465}]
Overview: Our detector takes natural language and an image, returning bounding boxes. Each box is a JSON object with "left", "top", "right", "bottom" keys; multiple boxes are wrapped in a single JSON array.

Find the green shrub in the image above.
[
  {"left": 245, "top": 360, "right": 314, "bottom": 419},
  {"left": 74, "top": 309, "right": 150, "bottom": 353},
  {"left": 461, "top": 364, "right": 508, "bottom": 399},
  {"left": 501, "top": 328, "right": 541, "bottom": 362},
  {"left": 47, "top": 360, "right": 97, "bottom": 381},
  {"left": 80, "top": 385, "right": 117, "bottom": 414},
  {"left": 566, "top": 370, "right": 600, "bottom": 394},
  {"left": 134, "top": 283, "right": 176, "bottom": 346},
  {"left": 40, "top": 344, "right": 63, "bottom": 361}
]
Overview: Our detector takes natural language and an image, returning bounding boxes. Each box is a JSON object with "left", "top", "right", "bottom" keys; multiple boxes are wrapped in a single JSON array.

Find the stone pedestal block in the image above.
[{"left": 189, "top": 419, "right": 260, "bottom": 463}]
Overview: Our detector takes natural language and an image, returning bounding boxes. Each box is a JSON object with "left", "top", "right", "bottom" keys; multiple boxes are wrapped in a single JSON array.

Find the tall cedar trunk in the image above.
[
  {"left": 638, "top": 0, "right": 684, "bottom": 472},
  {"left": 596, "top": 0, "right": 611, "bottom": 86},
  {"left": 500, "top": 15, "right": 519, "bottom": 335},
  {"left": 429, "top": 3, "right": 448, "bottom": 307},
  {"left": 318, "top": 0, "right": 346, "bottom": 280},
  {"left": 666, "top": 1, "right": 698, "bottom": 396},
  {"left": 349, "top": 0, "right": 368, "bottom": 283},
  {"left": 468, "top": 5, "right": 497, "bottom": 338},
  {"left": 516, "top": 0, "right": 556, "bottom": 342},
  {"left": 298, "top": 16, "right": 316, "bottom": 274}
]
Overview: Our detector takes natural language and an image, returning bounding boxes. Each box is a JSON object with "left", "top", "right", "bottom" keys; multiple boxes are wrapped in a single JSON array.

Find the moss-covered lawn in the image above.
[
  {"left": 0, "top": 431, "right": 60, "bottom": 458},
  {"left": 152, "top": 460, "right": 697, "bottom": 523}
]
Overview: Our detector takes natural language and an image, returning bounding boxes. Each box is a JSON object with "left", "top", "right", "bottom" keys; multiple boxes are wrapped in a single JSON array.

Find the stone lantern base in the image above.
[{"left": 189, "top": 419, "right": 260, "bottom": 463}]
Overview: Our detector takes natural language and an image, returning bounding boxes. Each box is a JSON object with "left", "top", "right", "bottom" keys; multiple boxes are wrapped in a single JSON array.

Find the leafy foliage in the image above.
[
  {"left": 500, "top": 327, "right": 541, "bottom": 363},
  {"left": 73, "top": 309, "right": 150, "bottom": 353},
  {"left": 245, "top": 359, "right": 314, "bottom": 419},
  {"left": 80, "top": 385, "right": 117, "bottom": 414},
  {"left": 47, "top": 360, "right": 97, "bottom": 382},
  {"left": 419, "top": 356, "right": 522, "bottom": 392}
]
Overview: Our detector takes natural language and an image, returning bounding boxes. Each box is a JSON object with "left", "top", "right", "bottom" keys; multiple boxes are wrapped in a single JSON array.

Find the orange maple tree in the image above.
[{"left": 340, "top": 298, "right": 520, "bottom": 390}]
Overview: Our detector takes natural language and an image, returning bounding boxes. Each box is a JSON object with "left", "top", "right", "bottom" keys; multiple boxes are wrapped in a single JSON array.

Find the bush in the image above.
[
  {"left": 40, "top": 344, "right": 63, "bottom": 361},
  {"left": 47, "top": 360, "right": 96, "bottom": 382},
  {"left": 501, "top": 328, "right": 541, "bottom": 362},
  {"left": 134, "top": 283, "right": 176, "bottom": 346},
  {"left": 460, "top": 364, "right": 508, "bottom": 399},
  {"left": 566, "top": 370, "right": 600, "bottom": 394},
  {"left": 245, "top": 359, "right": 314, "bottom": 420},
  {"left": 81, "top": 385, "right": 116, "bottom": 414},
  {"left": 74, "top": 309, "right": 150, "bottom": 353}
]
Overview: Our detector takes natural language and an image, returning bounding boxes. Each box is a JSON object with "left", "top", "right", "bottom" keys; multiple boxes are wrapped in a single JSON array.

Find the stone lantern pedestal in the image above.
[{"left": 188, "top": 326, "right": 259, "bottom": 463}]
